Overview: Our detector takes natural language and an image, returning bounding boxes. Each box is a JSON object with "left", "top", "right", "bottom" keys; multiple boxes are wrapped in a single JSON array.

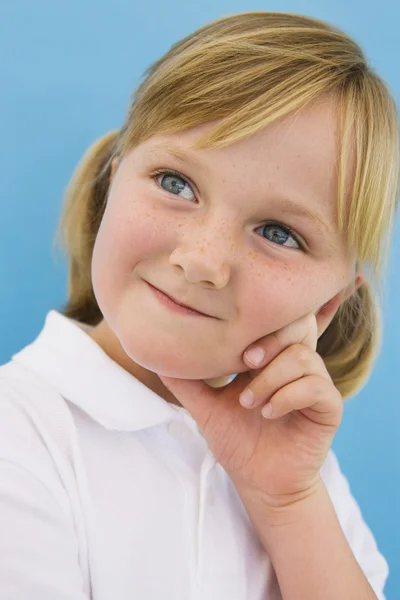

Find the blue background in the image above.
[{"left": 0, "top": 1, "right": 399, "bottom": 597}]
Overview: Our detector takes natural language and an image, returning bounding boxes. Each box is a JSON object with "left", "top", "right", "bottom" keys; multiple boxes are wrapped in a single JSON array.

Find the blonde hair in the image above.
[{"left": 53, "top": 11, "right": 400, "bottom": 399}]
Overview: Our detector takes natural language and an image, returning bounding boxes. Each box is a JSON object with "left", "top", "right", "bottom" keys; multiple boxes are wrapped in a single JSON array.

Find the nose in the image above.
[{"left": 168, "top": 226, "right": 233, "bottom": 289}]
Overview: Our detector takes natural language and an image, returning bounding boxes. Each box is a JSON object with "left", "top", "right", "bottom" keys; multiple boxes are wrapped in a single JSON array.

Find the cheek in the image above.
[
  {"left": 238, "top": 263, "right": 329, "bottom": 337},
  {"left": 91, "top": 188, "right": 180, "bottom": 320},
  {"left": 92, "top": 195, "right": 166, "bottom": 281}
]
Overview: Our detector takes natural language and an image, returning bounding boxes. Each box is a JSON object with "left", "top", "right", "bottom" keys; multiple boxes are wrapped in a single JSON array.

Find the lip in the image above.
[{"left": 145, "top": 281, "right": 213, "bottom": 318}]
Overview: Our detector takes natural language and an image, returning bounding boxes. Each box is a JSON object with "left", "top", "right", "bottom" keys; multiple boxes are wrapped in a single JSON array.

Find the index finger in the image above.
[{"left": 243, "top": 312, "right": 318, "bottom": 369}]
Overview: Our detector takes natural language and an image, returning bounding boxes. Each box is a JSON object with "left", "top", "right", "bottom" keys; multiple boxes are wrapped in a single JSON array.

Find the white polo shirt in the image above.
[{"left": 0, "top": 310, "right": 389, "bottom": 600}]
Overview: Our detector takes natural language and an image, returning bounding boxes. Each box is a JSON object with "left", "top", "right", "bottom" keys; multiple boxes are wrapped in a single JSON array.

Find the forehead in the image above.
[
  {"left": 145, "top": 97, "right": 342, "bottom": 188},
  {"left": 142, "top": 98, "right": 345, "bottom": 224}
]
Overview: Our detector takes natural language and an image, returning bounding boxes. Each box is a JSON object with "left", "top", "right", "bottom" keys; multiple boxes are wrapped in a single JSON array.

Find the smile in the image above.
[{"left": 145, "top": 281, "right": 213, "bottom": 318}]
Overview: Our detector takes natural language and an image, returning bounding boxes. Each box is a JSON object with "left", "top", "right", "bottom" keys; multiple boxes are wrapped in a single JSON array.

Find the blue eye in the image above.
[
  {"left": 256, "top": 223, "right": 301, "bottom": 250},
  {"left": 155, "top": 170, "right": 195, "bottom": 201}
]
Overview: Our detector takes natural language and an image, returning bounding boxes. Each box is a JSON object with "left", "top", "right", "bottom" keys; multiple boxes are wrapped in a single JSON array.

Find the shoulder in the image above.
[
  {"left": 0, "top": 359, "right": 78, "bottom": 503},
  {"left": 0, "top": 358, "right": 72, "bottom": 434},
  {"left": 0, "top": 358, "right": 73, "bottom": 421},
  {"left": 0, "top": 361, "right": 91, "bottom": 596}
]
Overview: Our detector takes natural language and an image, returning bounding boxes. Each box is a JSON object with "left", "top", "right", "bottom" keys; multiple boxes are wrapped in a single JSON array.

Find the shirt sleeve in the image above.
[
  {"left": 321, "top": 450, "right": 389, "bottom": 600},
  {"left": 0, "top": 390, "right": 89, "bottom": 600}
]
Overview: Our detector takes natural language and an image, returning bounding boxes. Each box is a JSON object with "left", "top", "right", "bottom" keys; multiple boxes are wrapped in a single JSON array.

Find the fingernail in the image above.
[
  {"left": 240, "top": 389, "right": 254, "bottom": 408},
  {"left": 245, "top": 347, "right": 265, "bottom": 367},
  {"left": 262, "top": 403, "right": 273, "bottom": 418}
]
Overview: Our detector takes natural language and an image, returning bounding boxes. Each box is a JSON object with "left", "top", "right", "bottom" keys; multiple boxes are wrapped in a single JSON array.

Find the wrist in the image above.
[
  {"left": 237, "top": 476, "right": 325, "bottom": 528},
  {"left": 236, "top": 477, "right": 377, "bottom": 599}
]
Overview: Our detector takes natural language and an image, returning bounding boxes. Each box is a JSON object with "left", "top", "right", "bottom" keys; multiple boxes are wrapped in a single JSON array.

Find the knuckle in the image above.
[
  {"left": 292, "top": 343, "right": 312, "bottom": 367},
  {"left": 267, "top": 331, "right": 283, "bottom": 360},
  {"left": 334, "top": 386, "right": 344, "bottom": 405},
  {"left": 314, "top": 379, "right": 328, "bottom": 401},
  {"left": 306, "top": 312, "right": 317, "bottom": 327},
  {"left": 315, "top": 352, "right": 326, "bottom": 367},
  {"left": 254, "top": 387, "right": 272, "bottom": 407}
]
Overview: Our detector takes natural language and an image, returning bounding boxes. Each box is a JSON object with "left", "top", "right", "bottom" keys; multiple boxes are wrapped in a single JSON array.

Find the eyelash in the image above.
[{"left": 151, "top": 168, "right": 304, "bottom": 250}]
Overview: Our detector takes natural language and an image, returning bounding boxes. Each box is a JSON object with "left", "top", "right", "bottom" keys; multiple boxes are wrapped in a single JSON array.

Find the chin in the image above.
[{"left": 120, "top": 333, "right": 236, "bottom": 379}]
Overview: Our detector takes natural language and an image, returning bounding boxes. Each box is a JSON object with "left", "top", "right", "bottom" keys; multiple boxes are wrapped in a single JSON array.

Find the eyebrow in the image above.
[
  {"left": 149, "top": 143, "right": 335, "bottom": 236},
  {"left": 151, "top": 143, "right": 202, "bottom": 169},
  {"left": 267, "top": 198, "right": 334, "bottom": 236}
]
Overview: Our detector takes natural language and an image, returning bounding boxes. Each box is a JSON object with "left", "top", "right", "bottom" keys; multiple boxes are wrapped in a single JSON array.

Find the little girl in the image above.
[{"left": 0, "top": 11, "right": 397, "bottom": 600}]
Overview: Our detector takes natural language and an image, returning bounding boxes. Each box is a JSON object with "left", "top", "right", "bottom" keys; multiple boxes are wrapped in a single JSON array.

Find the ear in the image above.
[
  {"left": 315, "top": 268, "right": 365, "bottom": 338},
  {"left": 111, "top": 157, "right": 119, "bottom": 179}
]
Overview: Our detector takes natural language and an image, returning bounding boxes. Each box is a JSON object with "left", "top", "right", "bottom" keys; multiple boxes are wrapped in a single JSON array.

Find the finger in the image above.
[
  {"left": 243, "top": 312, "right": 318, "bottom": 370},
  {"left": 240, "top": 344, "right": 329, "bottom": 409},
  {"left": 261, "top": 375, "right": 343, "bottom": 428}
]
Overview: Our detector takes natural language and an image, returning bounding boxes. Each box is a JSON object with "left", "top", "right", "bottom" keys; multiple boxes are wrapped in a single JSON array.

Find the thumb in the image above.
[{"left": 158, "top": 375, "right": 220, "bottom": 431}]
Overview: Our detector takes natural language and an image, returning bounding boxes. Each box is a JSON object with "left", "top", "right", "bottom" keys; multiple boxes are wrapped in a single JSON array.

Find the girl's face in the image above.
[{"left": 90, "top": 97, "right": 361, "bottom": 384}]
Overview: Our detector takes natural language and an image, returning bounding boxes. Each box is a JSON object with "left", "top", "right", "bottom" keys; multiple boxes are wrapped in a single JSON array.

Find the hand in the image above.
[{"left": 158, "top": 312, "right": 343, "bottom": 510}]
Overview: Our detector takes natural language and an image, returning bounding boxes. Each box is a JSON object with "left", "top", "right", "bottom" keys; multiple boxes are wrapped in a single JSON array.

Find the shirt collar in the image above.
[{"left": 11, "top": 310, "right": 192, "bottom": 432}]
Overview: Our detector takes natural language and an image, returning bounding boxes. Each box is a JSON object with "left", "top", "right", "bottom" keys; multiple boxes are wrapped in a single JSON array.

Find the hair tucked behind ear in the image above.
[
  {"left": 316, "top": 281, "right": 380, "bottom": 399},
  {"left": 53, "top": 130, "right": 119, "bottom": 325}
]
